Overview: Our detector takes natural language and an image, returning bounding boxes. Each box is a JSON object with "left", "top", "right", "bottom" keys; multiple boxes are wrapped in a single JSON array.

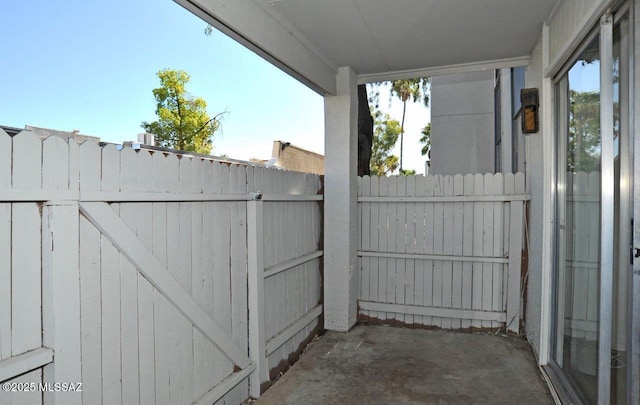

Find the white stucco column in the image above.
[{"left": 323, "top": 66, "right": 358, "bottom": 332}]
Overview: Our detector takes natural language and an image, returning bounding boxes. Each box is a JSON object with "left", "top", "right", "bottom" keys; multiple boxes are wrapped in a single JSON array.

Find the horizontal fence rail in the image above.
[
  {"left": 357, "top": 172, "right": 528, "bottom": 333},
  {"left": 0, "top": 129, "right": 324, "bottom": 405}
]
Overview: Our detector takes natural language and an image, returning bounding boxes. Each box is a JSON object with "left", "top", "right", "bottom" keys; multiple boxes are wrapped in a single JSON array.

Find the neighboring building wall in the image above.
[
  {"left": 272, "top": 140, "right": 324, "bottom": 175},
  {"left": 430, "top": 70, "right": 495, "bottom": 175}
]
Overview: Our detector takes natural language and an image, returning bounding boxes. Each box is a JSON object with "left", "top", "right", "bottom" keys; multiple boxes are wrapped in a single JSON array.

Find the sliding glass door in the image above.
[{"left": 551, "top": 5, "right": 633, "bottom": 404}]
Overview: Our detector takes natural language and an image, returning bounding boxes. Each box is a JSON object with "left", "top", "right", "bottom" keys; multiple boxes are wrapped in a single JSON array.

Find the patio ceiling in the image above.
[{"left": 177, "top": 0, "right": 559, "bottom": 94}]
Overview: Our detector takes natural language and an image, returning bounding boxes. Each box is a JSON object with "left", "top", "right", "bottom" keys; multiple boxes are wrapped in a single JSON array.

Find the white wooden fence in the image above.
[
  {"left": 0, "top": 129, "right": 323, "bottom": 404},
  {"left": 357, "top": 173, "right": 528, "bottom": 333}
]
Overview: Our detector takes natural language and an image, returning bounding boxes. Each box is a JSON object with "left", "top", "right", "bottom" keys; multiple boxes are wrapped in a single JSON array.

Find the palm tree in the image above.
[{"left": 390, "top": 78, "right": 430, "bottom": 171}]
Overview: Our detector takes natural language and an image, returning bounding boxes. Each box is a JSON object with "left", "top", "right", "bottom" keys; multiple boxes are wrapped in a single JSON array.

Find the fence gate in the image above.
[{"left": 0, "top": 130, "right": 324, "bottom": 404}]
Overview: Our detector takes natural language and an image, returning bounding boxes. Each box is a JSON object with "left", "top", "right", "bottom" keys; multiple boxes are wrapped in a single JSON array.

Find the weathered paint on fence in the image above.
[
  {"left": 357, "top": 173, "right": 528, "bottom": 332},
  {"left": 0, "top": 129, "right": 323, "bottom": 404}
]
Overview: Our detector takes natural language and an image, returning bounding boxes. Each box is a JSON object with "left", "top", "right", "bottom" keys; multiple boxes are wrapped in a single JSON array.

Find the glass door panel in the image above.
[
  {"left": 552, "top": 7, "right": 633, "bottom": 404},
  {"left": 554, "top": 34, "right": 601, "bottom": 404}
]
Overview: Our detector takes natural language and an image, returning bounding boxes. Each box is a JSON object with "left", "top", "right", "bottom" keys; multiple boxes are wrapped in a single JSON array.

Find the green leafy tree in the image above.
[
  {"left": 142, "top": 69, "right": 221, "bottom": 154},
  {"left": 419, "top": 122, "right": 431, "bottom": 156},
  {"left": 568, "top": 90, "right": 600, "bottom": 172},
  {"left": 400, "top": 169, "right": 416, "bottom": 176},
  {"left": 389, "top": 78, "right": 430, "bottom": 171},
  {"left": 370, "top": 112, "right": 401, "bottom": 176}
]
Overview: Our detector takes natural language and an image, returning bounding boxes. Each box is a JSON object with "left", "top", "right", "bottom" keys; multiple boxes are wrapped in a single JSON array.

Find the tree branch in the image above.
[{"left": 193, "top": 111, "right": 225, "bottom": 137}]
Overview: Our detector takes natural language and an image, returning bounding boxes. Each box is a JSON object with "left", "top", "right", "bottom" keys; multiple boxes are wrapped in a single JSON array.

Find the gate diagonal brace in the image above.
[{"left": 79, "top": 202, "right": 252, "bottom": 369}]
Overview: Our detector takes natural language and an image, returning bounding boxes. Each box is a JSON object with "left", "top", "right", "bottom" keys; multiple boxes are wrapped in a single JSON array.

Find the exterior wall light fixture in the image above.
[{"left": 521, "top": 88, "right": 539, "bottom": 134}]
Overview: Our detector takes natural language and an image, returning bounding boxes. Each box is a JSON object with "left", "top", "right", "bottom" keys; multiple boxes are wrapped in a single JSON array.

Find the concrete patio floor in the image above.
[{"left": 256, "top": 325, "right": 553, "bottom": 404}]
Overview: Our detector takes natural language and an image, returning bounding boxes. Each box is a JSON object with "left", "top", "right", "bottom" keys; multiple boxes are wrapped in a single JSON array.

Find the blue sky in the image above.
[{"left": 1, "top": 0, "right": 430, "bottom": 172}]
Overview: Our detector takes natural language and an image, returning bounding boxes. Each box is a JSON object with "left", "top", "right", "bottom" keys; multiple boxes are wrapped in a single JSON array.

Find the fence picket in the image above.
[
  {"left": 423, "top": 175, "right": 435, "bottom": 325},
  {"left": 432, "top": 175, "right": 444, "bottom": 327},
  {"left": 413, "top": 176, "right": 426, "bottom": 325},
  {"left": 12, "top": 131, "right": 41, "bottom": 189},
  {"left": 135, "top": 151, "right": 156, "bottom": 405},
  {"left": 369, "top": 176, "right": 380, "bottom": 320},
  {"left": 151, "top": 152, "right": 170, "bottom": 405},
  {"left": 12, "top": 203, "right": 41, "bottom": 356},
  {"left": 0, "top": 204, "right": 10, "bottom": 361},
  {"left": 0, "top": 130, "right": 10, "bottom": 189},
  {"left": 441, "top": 176, "right": 454, "bottom": 329},
  {"left": 394, "top": 176, "right": 406, "bottom": 322},
  {"left": 451, "top": 175, "right": 464, "bottom": 329},
  {"left": 405, "top": 176, "right": 416, "bottom": 324},
  {"left": 378, "top": 175, "right": 388, "bottom": 319},
  {"left": 461, "top": 174, "right": 475, "bottom": 329},
  {"left": 101, "top": 205, "right": 122, "bottom": 405},
  {"left": 118, "top": 148, "right": 140, "bottom": 405},
  {"left": 491, "top": 173, "right": 504, "bottom": 329},
  {"left": 42, "top": 136, "right": 69, "bottom": 190}
]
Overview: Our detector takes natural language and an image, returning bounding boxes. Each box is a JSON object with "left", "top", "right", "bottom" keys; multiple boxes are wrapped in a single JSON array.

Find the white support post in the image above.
[
  {"left": 538, "top": 22, "right": 555, "bottom": 366},
  {"left": 324, "top": 66, "right": 359, "bottom": 332},
  {"left": 42, "top": 201, "right": 82, "bottom": 405},
  {"left": 247, "top": 200, "right": 267, "bottom": 398},
  {"left": 507, "top": 201, "right": 524, "bottom": 334}
]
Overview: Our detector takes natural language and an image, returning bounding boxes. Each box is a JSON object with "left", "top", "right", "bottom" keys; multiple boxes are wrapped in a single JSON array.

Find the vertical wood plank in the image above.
[
  {"left": 471, "top": 174, "right": 484, "bottom": 329},
  {"left": 369, "top": 176, "right": 381, "bottom": 319},
  {"left": 78, "top": 141, "right": 102, "bottom": 403},
  {"left": 41, "top": 136, "right": 69, "bottom": 191},
  {"left": 394, "top": 176, "right": 406, "bottom": 322},
  {"left": 359, "top": 176, "right": 371, "bottom": 319},
  {"left": 0, "top": 129, "right": 11, "bottom": 190},
  {"left": 492, "top": 173, "right": 505, "bottom": 329},
  {"left": 42, "top": 202, "right": 82, "bottom": 405},
  {"left": 385, "top": 176, "right": 397, "bottom": 320},
  {"left": 98, "top": 131, "right": 122, "bottom": 405},
  {"left": 136, "top": 151, "right": 156, "bottom": 405},
  {"left": 167, "top": 156, "right": 189, "bottom": 405},
  {"left": 413, "top": 176, "right": 426, "bottom": 325},
  {"left": 229, "top": 164, "right": 249, "bottom": 403},
  {"left": 404, "top": 176, "right": 416, "bottom": 325},
  {"left": 79, "top": 140, "right": 101, "bottom": 193},
  {"left": 461, "top": 174, "right": 475, "bottom": 329},
  {"left": 441, "top": 176, "right": 454, "bottom": 329},
  {"left": 101, "top": 209, "right": 122, "bottom": 405},
  {"left": 152, "top": 152, "right": 169, "bottom": 405},
  {"left": 118, "top": 148, "right": 140, "bottom": 405},
  {"left": 423, "top": 175, "right": 435, "bottom": 326},
  {"left": 506, "top": 173, "right": 525, "bottom": 333},
  {"left": 248, "top": 200, "right": 267, "bottom": 398},
  {"left": 0, "top": 204, "right": 11, "bottom": 361},
  {"left": 432, "top": 175, "right": 444, "bottom": 328},
  {"left": 11, "top": 203, "right": 41, "bottom": 355},
  {"left": 451, "top": 174, "right": 464, "bottom": 329},
  {"left": 79, "top": 215, "right": 102, "bottom": 404},
  {"left": 481, "top": 174, "right": 495, "bottom": 328},
  {"left": 12, "top": 131, "right": 42, "bottom": 189}
]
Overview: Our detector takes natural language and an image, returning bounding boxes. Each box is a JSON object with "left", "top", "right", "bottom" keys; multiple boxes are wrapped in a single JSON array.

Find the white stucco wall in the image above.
[
  {"left": 430, "top": 71, "right": 495, "bottom": 175},
  {"left": 547, "top": 0, "right": 609, "bottom": 73},
  {"left": 523, "top": 38, "right": 545, "bottom": 358}
]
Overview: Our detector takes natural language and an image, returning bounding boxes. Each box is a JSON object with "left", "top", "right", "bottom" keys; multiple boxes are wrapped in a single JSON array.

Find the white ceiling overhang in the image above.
[{"left": 176, "top": 0, "right": 559, "bottom": 95}]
